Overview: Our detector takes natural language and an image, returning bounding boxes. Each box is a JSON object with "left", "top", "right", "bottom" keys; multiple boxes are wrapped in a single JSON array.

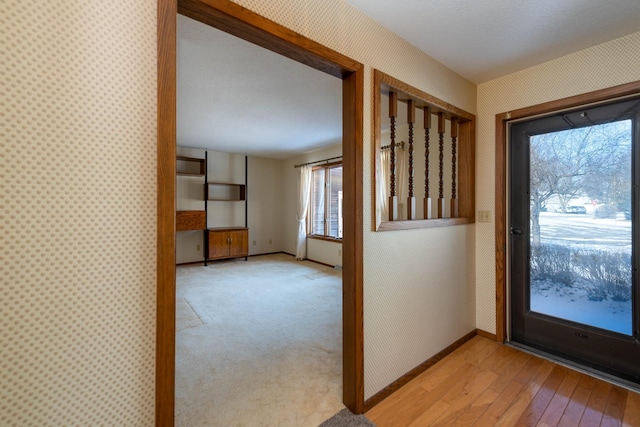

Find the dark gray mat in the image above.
[{"left": 318, "top": 408, "right": 377, "bottom": 427}]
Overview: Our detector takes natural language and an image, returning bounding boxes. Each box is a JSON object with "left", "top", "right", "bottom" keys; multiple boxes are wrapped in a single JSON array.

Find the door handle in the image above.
[{"left": 510, "top": 227, "right": 523, "bottom": 235}]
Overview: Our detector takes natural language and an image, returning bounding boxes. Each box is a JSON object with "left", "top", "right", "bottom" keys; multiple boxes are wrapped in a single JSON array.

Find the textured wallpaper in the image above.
[
  {"left": 476, "top": 31, "right": 640, "bottom": 334},
  {"left": 230, "top": 0, "right": 478, "bottom": 399},
  {"left": 0, "top": 1, "right": 157, "bottom": 425}
]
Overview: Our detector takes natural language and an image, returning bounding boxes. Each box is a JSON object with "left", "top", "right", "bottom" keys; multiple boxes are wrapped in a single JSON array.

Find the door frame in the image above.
[
  {"left": 157, "top": 0, "right": 365, "bottom": 425},
  {"left": 495, "top": 80, "right": 640, "bottom": 343}
]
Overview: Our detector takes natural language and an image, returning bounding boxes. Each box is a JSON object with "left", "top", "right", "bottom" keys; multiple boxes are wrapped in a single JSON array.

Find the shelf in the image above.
[
  {"left": 176, "top": 210, "right": 206, "bottom": 231},
  {"left": 177, "top": 156, "right": 205, "bottom": 176},
  {"left": 207, "top": 226, "right": 249, "bottom": 231},
  {"left": 205, "top": 182, "right": 246, "bottom": 201}
]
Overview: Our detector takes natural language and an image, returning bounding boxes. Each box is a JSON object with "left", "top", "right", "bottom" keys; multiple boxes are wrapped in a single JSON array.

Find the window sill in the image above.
[{"left": 307, "top": 235, "right": 343, "bottom": 243}]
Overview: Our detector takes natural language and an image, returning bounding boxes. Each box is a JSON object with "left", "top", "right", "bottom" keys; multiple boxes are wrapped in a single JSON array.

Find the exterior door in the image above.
[{"left": 509, "top": 96, "right": 640, "bottom": 384}]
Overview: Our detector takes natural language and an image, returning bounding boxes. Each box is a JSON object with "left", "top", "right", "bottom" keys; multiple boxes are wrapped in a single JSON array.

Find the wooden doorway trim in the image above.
[
  {"left": 157, "top": 0, "right": 365, "bottom": 424},
  {"left": 494, "top": 80, "right": 640, "bottom": 343}
]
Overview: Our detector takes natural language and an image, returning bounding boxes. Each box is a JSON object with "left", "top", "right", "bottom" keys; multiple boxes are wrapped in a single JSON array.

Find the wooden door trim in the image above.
[
  {"left": 157, "top": 0, "right": 177, "bottom": 424},
  {"left": 495, "top": 80, "right": 640, "bottom": 343},
  {"left": 178, "top": 0, "right": 360, "bottom": 78},
  {"left": 157, "top": 0, "right": 365, "bottom": 425}
]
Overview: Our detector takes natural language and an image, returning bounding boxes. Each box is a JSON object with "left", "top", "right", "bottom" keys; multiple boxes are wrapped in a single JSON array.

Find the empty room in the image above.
[{"left": 174, "top": 14, "right": 346, "bottom": 425}]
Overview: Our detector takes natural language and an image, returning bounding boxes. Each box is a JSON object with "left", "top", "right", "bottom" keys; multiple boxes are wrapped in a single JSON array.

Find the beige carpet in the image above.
[{"left": 175, "top": 253, "right": 344, "bottom": 427}]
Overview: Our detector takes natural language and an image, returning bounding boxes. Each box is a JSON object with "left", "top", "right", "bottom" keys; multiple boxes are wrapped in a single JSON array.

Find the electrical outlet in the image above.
[
  {"left": 252, "top": 240, "right": 256, "bottom": 246},
  {"left": 478, "top": 210, "right": 492, "bottom": 223},
  {"left": 269, "top": 239, "right": 272, "bottom": 244},
  {"left": 339, "top": 249, "right": 342, "bottom": 256},
  {"left": 196, "top": 244, "right": 201, "bottom": 251}
]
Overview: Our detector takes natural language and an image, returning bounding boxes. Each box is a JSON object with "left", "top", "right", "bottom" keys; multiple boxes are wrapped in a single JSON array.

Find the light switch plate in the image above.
[{"left": 478, "top": 210, "right": 492, "bottom": 223}]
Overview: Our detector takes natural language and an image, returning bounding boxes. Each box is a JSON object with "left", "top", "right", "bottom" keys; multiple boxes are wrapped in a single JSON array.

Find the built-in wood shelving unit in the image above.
[{"left": 176, "top": 152, "right": 249, "bottom": 265}]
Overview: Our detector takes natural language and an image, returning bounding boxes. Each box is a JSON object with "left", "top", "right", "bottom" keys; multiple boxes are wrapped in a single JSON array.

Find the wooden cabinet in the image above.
[{"left": 207, "top": 227, "right": 248, "bottom": 260}]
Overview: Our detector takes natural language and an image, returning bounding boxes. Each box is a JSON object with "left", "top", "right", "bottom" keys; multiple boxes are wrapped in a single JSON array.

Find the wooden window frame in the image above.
[
  {"left": 373, "top": 69, "right": 476, "bottom": 231},
  {"left": 309, "top": 162, "right": 344, "bottom": 240}
]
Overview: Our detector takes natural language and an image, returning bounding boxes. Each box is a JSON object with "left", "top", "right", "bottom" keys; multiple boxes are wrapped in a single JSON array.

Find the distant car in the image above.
[{"left": 565, "top": 205, "right": 587, "bottom": 214}]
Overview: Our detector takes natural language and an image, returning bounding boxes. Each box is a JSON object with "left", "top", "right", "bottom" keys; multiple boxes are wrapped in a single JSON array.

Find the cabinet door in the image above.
[
  {"left": 229, "top": 229, "right": 248, "bottom": 257},
  {"left": 208, "top": 231, "right": 230, "bottom": 259}
]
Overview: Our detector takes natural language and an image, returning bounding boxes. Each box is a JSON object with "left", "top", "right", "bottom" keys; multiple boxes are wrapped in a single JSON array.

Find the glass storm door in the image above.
[{"left": 509, "top": 97, "right": 640, "bottom": 384}]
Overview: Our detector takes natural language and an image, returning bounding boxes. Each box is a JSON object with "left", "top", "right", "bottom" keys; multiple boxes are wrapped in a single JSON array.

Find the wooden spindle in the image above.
[
  {"left": 450, "top": 117, "right": 458, "bottom": 218},
  {"left": 407, "top": 99, "right": 416, "bottom": 220},
  {"left": 389, "top": 91, "right": 398, "bottom": 221},
  {"left": 437, "top": 112, "right": 445, "bottom": 218},
  {"left": 423, "top": 107, "right": 432, "bottom": 219}
]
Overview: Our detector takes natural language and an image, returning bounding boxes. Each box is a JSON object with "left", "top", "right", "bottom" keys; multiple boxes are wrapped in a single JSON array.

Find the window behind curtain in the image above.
[{"left": 310, "top": 164, "right": 343, "bottom": 238}]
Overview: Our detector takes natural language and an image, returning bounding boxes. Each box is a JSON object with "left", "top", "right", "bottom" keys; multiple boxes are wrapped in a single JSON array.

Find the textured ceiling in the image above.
[
  {"left": 177, "top": 15, "right": 342, "bottom": 159},
  {"left": 345, "top": 0, "right": 640, "bottom": 83}
]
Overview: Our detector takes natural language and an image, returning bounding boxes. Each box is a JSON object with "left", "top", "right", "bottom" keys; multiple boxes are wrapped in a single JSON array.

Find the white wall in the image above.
[
  {"left": 307, "top": 238, "right": 343, "bottom": 267},
  {"left": 281, "top": 144, "right": 343, "bottom": 264},
  {"left": 475, "top": 31, "right": 640, "bottom": 334},
  {"left": 247, "top": 156, "right": 284, "bottom": 255}
]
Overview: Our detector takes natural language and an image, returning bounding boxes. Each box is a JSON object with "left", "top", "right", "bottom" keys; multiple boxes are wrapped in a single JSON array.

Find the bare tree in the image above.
[
  {"left": 530, "top": 120, "right": 631, "bottom": 246},
  {"left": 582, "top": 122, "right": 632, "bottom": 209}
]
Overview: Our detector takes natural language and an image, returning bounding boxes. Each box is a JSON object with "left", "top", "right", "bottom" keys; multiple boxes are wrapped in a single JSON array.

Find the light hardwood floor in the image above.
[{"left": 366, "top": 336, "right": 640, "bottom": 426}]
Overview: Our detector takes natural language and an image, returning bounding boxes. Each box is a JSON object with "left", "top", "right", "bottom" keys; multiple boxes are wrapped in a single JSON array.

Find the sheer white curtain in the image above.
[
  {"left": 378, "top": 150, "right": 390, "bottom": 222},
  {"left": 296, "top": 165, "right": 312, "bottom": 260},
  {"left": 396, "top": 147, "right": 408, "bottom": 220},
  {"left": 379, "top": 147, "right": 407, "bottom": 221}
]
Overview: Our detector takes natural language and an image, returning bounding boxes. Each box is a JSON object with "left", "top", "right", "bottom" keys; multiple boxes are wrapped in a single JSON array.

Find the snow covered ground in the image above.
[
  {"left": 529, "top": 212, "right": 633, "bottom": 335},
  {"left": 530, "top": 279, "right": 632, "bottom": 335},
  {"left": 538, "top": 211, "right": 631, "bottom": 252}
]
